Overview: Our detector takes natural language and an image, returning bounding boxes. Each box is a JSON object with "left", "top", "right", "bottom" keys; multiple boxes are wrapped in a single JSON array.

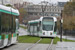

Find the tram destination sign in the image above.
[{"left": 43, "top": 17, "right": 54, "bottom": 21}]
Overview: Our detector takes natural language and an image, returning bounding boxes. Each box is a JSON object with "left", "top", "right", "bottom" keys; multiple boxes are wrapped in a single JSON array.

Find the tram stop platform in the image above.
[{"left": 56, "top": 42, "right": 75, "bottom": 50}]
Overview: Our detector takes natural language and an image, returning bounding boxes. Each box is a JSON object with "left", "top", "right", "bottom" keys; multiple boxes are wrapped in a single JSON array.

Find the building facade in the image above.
[
  {"left": 14, "top": 1, "right": 34, "bottom": 9},
  {"left": 58, "top": 2, "right": 67, "bottom": 7},
  {"left": 0, "top": 0, "right": 10, "bottom": 5},
  {"left": 24, "top": 4, "right": 64, "bottom": 17},
  {"left": 10, "top": 0, "right": 23, "bottom": 5},
  {"left": 70, "top": 0, "right": 75, "bottom": 2},
  {"left": 0, "top": 0, "right": 23, "bottom": 5}
]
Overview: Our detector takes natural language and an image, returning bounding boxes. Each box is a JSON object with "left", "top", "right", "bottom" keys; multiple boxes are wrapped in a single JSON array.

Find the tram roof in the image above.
[
  {"left": 28, "top": 16, "right": 57, "bottom": 24},
  {"left": 0, "top": 5, "right": 19, "bottom": 16}
]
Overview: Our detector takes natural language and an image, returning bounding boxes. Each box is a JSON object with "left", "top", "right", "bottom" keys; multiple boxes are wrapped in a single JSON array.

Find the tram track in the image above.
[
  {"left": 25, "top": 38, "right": 42, "bottom": 50},
  {"left": 46, "top": 39, "right": 54, "bottom": 50}
]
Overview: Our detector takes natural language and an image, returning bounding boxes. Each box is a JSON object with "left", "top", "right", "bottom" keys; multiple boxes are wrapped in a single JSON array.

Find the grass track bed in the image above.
[
  {"left": 18, "top": 35, "right": 40, "bottom": 43},
  {"left": 18, "top": 36, "right": 75, "bottom": 44},
  {"left": 39, "top": 38, "right": 52, "bottom": 44}
]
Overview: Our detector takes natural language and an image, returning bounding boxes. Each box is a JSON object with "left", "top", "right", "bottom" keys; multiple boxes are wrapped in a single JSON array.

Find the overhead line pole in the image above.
[{"left": 60, "top": 10, "right": 63, "bottom": 42}]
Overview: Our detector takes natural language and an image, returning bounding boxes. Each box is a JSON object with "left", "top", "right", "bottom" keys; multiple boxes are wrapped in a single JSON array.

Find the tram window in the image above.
[
  {"left": 30, "top": 26, "right": 33, "bottom": 33},
  {"left": 0, "top": 12, "right": 1, "bottom": 34},
  {"left": 40, "top": 25, "right": 42, "bottom": 31},
  {"left": 7, "top": 14, "right": 12, "bottom": 32},
  {"left": 7, "top": 14, "right": 10, "bottom": 32},
  {"left": 16, "top": 19, "right": 19, "bottom": 29},
  {"left": 13, "top": 16, "right": 16, "bottom": 33},
  {"left": 33, "top": 25, "right": 35, "bottom": 33},
  {"left": 28, "top": 26, "right": 30, "bottom": 32},
  {"left": 30, "top": 26, "right": 31, "bottom": 32},
  {"left": 37, "top": 24, "right": 41, "bottom": 31},
  {"left": 28, "top": 24, "right": 30, "bottom": 32},
  {"left": 37, "top": 26, "right": 40, "bottom": 31},
  {"left": 35, "top": 26, "right": 37, "bottom": 32},
  {"left": 54, "top": 22, "right": 57, "bottom": 32},
  {"left": 1, "top": 13, "right": 10, "bottom": 33},
  {"left": 34, "top": 26, "right": 37, "bottom": 33},
  {"left": 9, "top": 15, "right": 13, "bottom": 32}
]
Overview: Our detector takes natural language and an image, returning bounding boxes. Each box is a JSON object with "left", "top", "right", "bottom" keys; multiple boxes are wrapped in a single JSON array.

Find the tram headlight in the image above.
[{"left": 43, "top": 32, "right": 45, "bottom": 35}]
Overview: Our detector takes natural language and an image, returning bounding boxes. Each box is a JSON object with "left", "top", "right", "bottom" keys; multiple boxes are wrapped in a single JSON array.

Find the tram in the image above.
[
  {"left": 28, "top": 16, "right": 57, "bottom": 37},
  {"left": 0, "top": 5, "right": 19, "bottom": 48}
]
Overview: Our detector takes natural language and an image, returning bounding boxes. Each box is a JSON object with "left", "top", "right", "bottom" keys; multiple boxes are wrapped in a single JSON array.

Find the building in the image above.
[
  {"left": 10, "top": 0, "right": 23, "bottom": 5},
  {"left": 14, "top": 1, "right": 34, "bottom": 9},
  {"left": 70, "top": 0, "right": 75, "bottom": 2},
  {"left": 24, "top": 4, "right": 63, "bottom": 17},
  {"left": 0, "top": 0, "right": 23, "bottom": 5},
  {"left": 58, "top": 2, "right": 67, "bottom": 7},
  {"left": 0, "top": 0, "right": 10, "bottom": 5}
]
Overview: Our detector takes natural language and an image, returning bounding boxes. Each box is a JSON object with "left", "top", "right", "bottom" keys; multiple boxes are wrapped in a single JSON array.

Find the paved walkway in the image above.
[{"left": 56, "top": 42, "right": 75, "bottom": 50}]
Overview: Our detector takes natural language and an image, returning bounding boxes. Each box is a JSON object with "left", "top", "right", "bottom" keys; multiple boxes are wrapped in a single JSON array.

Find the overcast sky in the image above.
[{"left": 23, "top": 0, "right": 69, "bottom": 4}]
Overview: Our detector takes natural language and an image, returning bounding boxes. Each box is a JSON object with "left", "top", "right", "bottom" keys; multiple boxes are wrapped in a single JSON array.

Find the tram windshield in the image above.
[{"left": 42, "top": 25, "right": 53, "bottom": 31}]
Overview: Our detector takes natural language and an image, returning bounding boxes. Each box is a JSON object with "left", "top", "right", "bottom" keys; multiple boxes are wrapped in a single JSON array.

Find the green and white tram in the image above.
[
  {"left": 0, "top": 5, "right": 19, "bottom": 48},
  {"left": 28, "top": 16, "right": 57, "bottom": 37}
]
